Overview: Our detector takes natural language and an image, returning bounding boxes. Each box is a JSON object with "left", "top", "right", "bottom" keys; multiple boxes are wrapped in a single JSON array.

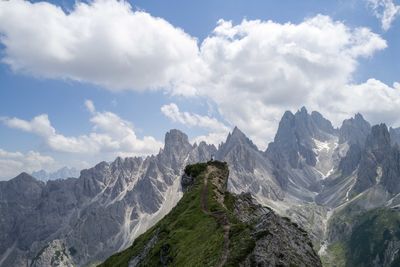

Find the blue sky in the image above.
[{"left": 0, "top": 0, "right": 399, "bottom": 179}]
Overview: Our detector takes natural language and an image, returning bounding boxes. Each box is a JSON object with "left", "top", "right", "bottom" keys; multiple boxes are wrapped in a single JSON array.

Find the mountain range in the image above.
[
  {"left": 31, "top": 167, "right": 80, "bottom": 182},
  {"left": 1, "top": 107, "right": 400, "bottom": 266}
]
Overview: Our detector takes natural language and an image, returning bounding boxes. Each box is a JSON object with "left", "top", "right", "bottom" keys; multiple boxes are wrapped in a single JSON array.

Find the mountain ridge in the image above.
[
  {"left": 100, "top": 161, "right": 321, "bottom": 267},
  {"left": 2, "top": 109, "right": 400, "bottom": 266}
]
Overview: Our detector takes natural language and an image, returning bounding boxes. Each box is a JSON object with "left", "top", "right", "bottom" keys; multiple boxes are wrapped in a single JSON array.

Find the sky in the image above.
[{"left": 0, "top": 0, "right": 399, "bottom": 179}]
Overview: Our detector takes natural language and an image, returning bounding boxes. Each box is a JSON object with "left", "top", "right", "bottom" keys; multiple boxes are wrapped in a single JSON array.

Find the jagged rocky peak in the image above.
[
  {"left": 164, "top": 129, "right": 192, "bottom": 151},
  {"left": 274, "top": 106, "right": 335, "bottom": 145},
  {"left": 266, "top": 107, "right": 335, "bottom": 169},
  {"left": 159, "top": 129, "right": 194, "bottom": 172},
  {"left": 192, "top": 141, "right": 217, "bottom": 161},
  {"left": 217, "top": 126, "right": 259, "bottom": 159},
  {"left": 226, "top": 126, "right": 257, "bottom": 148},
  {"left": 216, "top": 126, "right": 283, "bottom": 202},
  {"left": 311, "top": 110, "right": 336, "bottom": 134},
  {"left": 110, "top": 156, "right": 143, "bottom": 171},
  {"left": 339, "top": 113, "right": 371, "bottom": 145}
]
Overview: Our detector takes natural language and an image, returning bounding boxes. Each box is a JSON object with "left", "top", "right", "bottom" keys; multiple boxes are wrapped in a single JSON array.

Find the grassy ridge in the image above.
[{"left": 99, "top": 161, "right": 254, "bottom": 267}]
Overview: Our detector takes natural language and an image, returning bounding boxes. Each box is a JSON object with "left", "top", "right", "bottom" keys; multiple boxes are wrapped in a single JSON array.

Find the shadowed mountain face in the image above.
[{"left": 2, "top": 109, "right": 400, "bottom": 266}]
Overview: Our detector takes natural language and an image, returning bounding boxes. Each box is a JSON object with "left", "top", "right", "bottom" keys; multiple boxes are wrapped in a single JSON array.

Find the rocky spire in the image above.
[{"left": 339, "top": 113, "right": 371, "bottom": 145}]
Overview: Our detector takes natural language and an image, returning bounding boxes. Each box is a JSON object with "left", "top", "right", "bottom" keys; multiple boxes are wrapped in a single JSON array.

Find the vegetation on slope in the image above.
[{"left": 324, "top": 207, "right": 400, "bottom": 267}]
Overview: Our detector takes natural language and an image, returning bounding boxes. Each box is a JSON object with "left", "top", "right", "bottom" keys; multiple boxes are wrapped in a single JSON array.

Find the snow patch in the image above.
[
  {"left": 313, "top": 137, "right": 339, "bottom": 179},
  {"left": 376, "top": 166, "right": 383, "bottom": 184},
  {"left": 345, "top": 178, "right": 357, "bottom": 202}
]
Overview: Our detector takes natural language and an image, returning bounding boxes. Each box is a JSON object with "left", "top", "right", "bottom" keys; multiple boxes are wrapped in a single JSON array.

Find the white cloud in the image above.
[
  {"left": 0, "top": 149, "right": 55, "bottom": 180},
  {"left": 368, "top": 0, "right": 400, "bottom": 30},
  {"left": 161, "top": 103, "right": 230, "bottom": 145},
  {"left": 334, "top": 79, "right": 400, "bottom": 126},
  {"left": 194, "top": 15, "right": 387, "bottom": 147},
  {"left": 85, "top": 99, "right": 96, "bottom": 114},
  {"left": 2, "top": 101, "right": 162, "bottom": 156},
  {"left": 0, "top": 1, "right": 398, "bottom": 149},
  {"left": 0, "top": 0, "right": 200, "bottom": 95},
  {"left": 161, "top": 103, "right": 229, "bottom": 132},
  {"left": 2, "top": 114, "right": 56, "bottom": 137}
]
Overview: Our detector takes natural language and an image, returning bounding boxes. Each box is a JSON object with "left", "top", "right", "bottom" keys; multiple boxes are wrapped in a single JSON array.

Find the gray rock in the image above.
[
  {"left": 390, "top": 127, "right": 400, "bottom": 146},
  {"left": 233, "top": 193, "right": 322, "bottom": 267},
  {"left": 31, "top": 239, "right": 74, "bottom": 267},
  {"left": 339, "top": 113, "right": 371, "bottom": 145}
]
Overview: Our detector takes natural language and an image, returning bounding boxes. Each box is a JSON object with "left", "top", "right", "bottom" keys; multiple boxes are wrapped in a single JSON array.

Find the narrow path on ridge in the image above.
[{"left": 200, "top": 166, "right": 231, "bottom": 267}]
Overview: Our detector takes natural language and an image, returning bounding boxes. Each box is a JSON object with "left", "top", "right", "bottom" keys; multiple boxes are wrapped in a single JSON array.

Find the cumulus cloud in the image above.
[
  {"left": 161, "top": 103, "right": 229, "bottom": 132},
  {"left": 335, "top": 79, "right": 400, "bottom": 125},
  {"left": 0, "top": 0, "right": 399, "bottom": 149},
  {"left": 195, "top": 15, "right": 387, "bottom": 147},
  {"left": 368, "top": 0, "right": 400, "bottom": 30},
  {"left": 161, "top": 103, "right": 230, "bottom": 145},
  {"left": 1, "top": 101, "right": 162, "bottom": 156},
  {"left": 0, "top": 149, "right": 55, "bottom": 180},
  {"left": 0, "top": 0, "right": 201, "bottom": 94}
]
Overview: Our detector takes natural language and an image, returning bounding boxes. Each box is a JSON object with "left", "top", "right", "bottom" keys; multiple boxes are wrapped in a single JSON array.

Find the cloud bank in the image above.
[
  {"left": 0, "top": 0, "right": 399, "bottom": 150},
  {"left": 1, "top": 101, "right": 162, "bottom": 156},
  {"left": 0, "top": 0, "right": 200, "bottom": 94}
]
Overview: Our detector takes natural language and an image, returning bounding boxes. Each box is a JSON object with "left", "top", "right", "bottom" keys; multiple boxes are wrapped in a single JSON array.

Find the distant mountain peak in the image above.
[
  {"left": 354, "top": 112, "right": 364, "bottom": 120},
  {"left": 32, "top": 166, "right": 80, "bottom": 181},
  {"left": 14, "top": 172, "right": 36, "bottom": 182},
  {"left": 222, "top": 126, "right": 258, "bottom": 151},
  {"left": 339, "top": 113, "right": 371, "bottom": 145},
  {"left": 164, "top": 129, "right": 191, "bottom": 148},
  {"left": 298, "top": 106, "right": 308, "bottom": 114},
  {"left": 231, "top": 126, "right": 246, "bottom": 139}
]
